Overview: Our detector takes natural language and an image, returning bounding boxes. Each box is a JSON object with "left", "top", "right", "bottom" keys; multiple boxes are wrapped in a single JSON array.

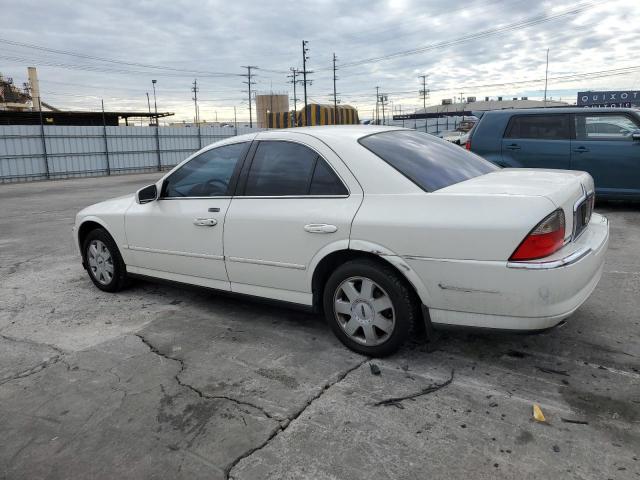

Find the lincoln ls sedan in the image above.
[{"left": 74, "top": 126, "right": 609, "bottom": 356}]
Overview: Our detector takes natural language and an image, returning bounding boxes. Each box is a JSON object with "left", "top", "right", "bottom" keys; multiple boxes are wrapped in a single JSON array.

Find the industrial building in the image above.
[
  {"left": 0, "top": 67, "right": 173, "bottom": 126},
  {"left": 255, "top": 93, "right": 289, "bottom": 128},
  {"left": 395, "top": 97, "right": 569, "bottom": 121},
  {"left": 267, "top": 104, "right": 359, "bottom": 128}
]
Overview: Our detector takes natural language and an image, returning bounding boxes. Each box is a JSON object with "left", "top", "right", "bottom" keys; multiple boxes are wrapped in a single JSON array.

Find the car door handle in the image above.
[
  {"left": 573, "top": 146, "right": 590, "bottom": 153},
  {"left": 505, "top": 144, "right": 521, "bottom": 150},
  {"left": 304, "top": 224, "right": 338, "bottom": 234},
  {"left": 193, "top": 218, "right": 217, "bottom": 227}
]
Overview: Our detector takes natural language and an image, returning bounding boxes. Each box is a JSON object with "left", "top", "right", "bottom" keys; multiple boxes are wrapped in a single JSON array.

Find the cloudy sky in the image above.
[{"left": 1, "top": 0, "right": 639, "bottom": 123}]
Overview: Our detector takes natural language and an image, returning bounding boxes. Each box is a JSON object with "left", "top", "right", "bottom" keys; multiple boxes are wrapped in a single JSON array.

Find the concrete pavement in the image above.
[{"left": 0, "top": 173, "right": 638, "bottom": 479}]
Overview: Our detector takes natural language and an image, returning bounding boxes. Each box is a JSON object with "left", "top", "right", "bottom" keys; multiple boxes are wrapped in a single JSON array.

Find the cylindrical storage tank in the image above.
[{"left": 255, "top": 93, "right": 289, "bottom": 128}]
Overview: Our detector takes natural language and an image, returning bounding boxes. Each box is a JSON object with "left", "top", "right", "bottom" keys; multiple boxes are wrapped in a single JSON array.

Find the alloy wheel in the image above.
[{"left": 333, "top": 276, "right": 396, "bottom": 346}]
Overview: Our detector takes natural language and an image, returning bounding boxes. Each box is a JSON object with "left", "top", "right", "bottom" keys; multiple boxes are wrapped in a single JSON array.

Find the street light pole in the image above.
[{"left": 151, "top": 79, "right": 158, "bottom": 126}]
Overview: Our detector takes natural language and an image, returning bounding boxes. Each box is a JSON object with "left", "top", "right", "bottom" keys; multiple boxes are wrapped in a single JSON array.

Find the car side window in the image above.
[
  {"left": 162, "top": 142, "right": 248, "bottom": 198},
  {"left": 244, "top": 141, "right": 347, "bottom": 196},
  {"left": 309, "top": 158, "right": 348, "bottom": 195},
  {"left": 575, "top": 115, "right": 639, "bottom": 140},
  {"left": 505, "top": 115, "right": 570, "bottom": 140}
]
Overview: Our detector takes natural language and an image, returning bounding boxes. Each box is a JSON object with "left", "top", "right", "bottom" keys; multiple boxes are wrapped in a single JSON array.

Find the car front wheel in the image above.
[
  {"left": 323, "top": 259, "right": 417, "bottom": 357},
  {"left": 83, "top": 228, "right": 128, "bottom": 292}
]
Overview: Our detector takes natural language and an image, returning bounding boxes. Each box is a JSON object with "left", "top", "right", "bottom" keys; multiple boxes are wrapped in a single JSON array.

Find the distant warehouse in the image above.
[{"left": 267, "top": 104, "right": 359, "bottom": 128}]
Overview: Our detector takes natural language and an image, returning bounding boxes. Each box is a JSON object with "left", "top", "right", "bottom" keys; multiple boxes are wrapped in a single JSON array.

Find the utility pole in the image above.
[
  {"left": 301, "top": 40, "right": 313, "bottom": 126},
  {"left": 287, "top": 68, "right": 302, "bottom": 127},
  {"left": 543, "top": 48, "right": 550, "bottom": 106},
  {"left": 332, "top": 53, "right": 339, "bottom": 124},
  {"left": 419, "top": 75, "right": 429, "bottom": 132},
  {"left": 241, "top": 65, "right": 257, "bottom": 127},
  {"left": 234, "top": 105, "right": 238, "bottom": 135},
  {"left": 375, "top": 86, "right": 380, "bottom": 125},
  {"left": 146, "top": 92, "right": 151, "bottom": 124},
  {"left": 191, "top": 79, "right": 199, "bottom": 124},
  {"left": 151, "top": 79, "right": 158, "bottom": 126},
  {"left": 381, "top": 93, "right": 386, "bottom": 125}
]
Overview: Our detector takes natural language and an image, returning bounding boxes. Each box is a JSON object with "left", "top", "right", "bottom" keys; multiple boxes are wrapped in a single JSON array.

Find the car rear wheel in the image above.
[
  {"left": 323, "top": 259, "right": 416, "bottom": 357},
  {"left": 83, "top": 228, "right": 128, "bottom": 292}
]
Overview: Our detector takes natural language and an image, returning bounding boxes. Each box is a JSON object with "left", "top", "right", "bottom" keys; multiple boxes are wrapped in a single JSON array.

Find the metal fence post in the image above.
[
  {"left": 101, "top": 100, "right": 111, "bottom": 175},
  {"left": 155, "top": 124, "right": 161, "bottom": 172},
  {"left": 38, "top": 101, "right": 50, "bottom": 179},
  {"left": 198, "top": 124, "right": 202, "bottom": 150}
]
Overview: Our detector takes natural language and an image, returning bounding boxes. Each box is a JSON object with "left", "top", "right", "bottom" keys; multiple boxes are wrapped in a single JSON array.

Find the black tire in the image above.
[
  {"left": 82, "top": 228, "right": 128, "bottom": 292},
  {"left": 323, "top": 259, "right": 418, "bottom": 357}
]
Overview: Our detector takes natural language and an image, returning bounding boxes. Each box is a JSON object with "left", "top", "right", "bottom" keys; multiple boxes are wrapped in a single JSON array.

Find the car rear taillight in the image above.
[
  {"left": 465, "top": 138, "right": 471, "bottom": 150},
  {"left": 510, "top": 209, "right": 565, "bottom": 261}
]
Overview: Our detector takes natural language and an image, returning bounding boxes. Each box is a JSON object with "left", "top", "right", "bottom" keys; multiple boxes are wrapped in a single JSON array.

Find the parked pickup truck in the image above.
[{"left": 467, "top": 108, "right": 640, "bottom": 200}]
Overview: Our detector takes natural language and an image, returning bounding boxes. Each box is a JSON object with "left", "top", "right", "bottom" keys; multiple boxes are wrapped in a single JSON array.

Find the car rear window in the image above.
[{"left": 359, "top": 130, "right": 498, "bottom": 192}]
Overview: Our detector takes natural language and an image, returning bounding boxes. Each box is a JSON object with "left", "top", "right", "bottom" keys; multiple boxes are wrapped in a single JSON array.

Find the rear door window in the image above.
[
  {"left": 359, "top": 130, "right": 498, "bottom": 192},
  {"left": 505, "top": 115, "right": 571, "bottom": 140},
  {"left": 243, "top": 141, "right": 347, "bottom": 196}
]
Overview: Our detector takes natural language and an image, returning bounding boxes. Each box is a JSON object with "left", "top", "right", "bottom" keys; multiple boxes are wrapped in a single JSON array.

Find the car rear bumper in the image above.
[{"left": 406, "top": 213, "right": 609, "bottom": 330}]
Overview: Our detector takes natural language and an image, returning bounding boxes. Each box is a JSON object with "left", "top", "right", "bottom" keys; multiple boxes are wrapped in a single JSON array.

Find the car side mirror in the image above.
[
  {"left": 632, "top": 130, "right": 640, "bottom": 142},
  {"left": 136, "top": 184, "right": 158, "bottom": 204}
]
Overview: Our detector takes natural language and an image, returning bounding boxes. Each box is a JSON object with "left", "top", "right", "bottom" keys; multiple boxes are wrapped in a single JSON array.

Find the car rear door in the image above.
[
  {"left": 223, "top": 133, "right": 363, "bottom": 305},
  {"left": 501, "top": 114, "right": 571, "bottom": 169},
  {"left": 571, "top": 112, "right": 640, "bottom": 198},
  {"left": 124, "top": 141, "right": 249, "bottom": 289}
]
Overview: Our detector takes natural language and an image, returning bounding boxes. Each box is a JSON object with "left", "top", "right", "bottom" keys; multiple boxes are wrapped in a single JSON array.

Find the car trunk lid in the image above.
[{"left": 437, "top": 168, "right": 595, "bottom": 242}]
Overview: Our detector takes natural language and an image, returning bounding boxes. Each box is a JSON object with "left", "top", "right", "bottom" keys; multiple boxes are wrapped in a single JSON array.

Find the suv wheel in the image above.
[{"left": 323, "top": 259, "right": 417, "bottom": 357}]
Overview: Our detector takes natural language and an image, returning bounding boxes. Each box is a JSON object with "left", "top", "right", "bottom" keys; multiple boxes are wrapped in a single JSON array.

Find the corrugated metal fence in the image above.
[{"left": 0, "top": 125, "right": 262, "bottom": 183}]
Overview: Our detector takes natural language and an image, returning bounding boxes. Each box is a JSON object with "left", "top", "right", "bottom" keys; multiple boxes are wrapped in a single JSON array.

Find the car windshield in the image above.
[{"left": 359, "top": 130, "right": 498, "bottom": 192}]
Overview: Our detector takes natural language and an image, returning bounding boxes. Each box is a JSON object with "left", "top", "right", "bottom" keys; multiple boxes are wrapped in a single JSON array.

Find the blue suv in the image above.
[{"left": 468, "top": 108, "right": 640, "bottom": 200}]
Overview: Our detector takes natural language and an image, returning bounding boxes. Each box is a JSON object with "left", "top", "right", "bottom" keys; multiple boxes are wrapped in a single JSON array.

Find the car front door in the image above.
[
  {"left": 124, "top": 141, "right": 250, "bottom": 289},
  {"left": 223, "top": 135, "right": 363, "bottom": 305},
  {"left": 501, "top": 114, "right": 571, "bottom": 169},
  {"left": 571, "top": 113, "right": 640, "bottom": 198}
]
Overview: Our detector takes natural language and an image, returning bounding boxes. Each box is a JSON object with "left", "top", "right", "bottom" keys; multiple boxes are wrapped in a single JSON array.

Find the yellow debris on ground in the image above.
[{"left": 533, "top": 404, "right": 546, "bottom": 422}]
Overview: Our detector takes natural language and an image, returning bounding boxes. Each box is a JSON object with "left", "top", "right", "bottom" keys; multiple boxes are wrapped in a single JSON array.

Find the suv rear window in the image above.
[{"left": 359, "top": 130, "right": 498, "bottom": 192}]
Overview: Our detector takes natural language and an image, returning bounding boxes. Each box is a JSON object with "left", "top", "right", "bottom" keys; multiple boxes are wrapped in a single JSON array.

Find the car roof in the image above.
[
  {"left": 482, "top": 107, "right": 640, "bottom": 116},
  {"left": 260, "top": 124, "right": 406, "bottom": 141}
]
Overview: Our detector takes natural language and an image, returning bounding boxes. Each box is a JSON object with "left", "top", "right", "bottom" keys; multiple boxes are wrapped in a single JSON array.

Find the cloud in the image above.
[{"left": 0, "top": 0, "right": 638, "bottom": 121}]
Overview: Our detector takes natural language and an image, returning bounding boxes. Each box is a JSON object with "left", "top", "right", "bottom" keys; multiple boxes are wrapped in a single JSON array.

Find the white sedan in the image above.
[{"left": 74, "top": 126, "right": 609, "bottom": 356}]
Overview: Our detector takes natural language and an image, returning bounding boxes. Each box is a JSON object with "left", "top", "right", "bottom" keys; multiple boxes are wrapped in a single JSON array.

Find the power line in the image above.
[
  {"left": 0, "top": 38, "right": 241, "bottom": 77},
  {"left": 329, "top": 1, "right": 602, "bottom": 70},
  {"left": 337, "top": 65, "right": 640, "bottom": 99},
  {"left": 0, "top": 54, "right": 234, "bottom": 78}
]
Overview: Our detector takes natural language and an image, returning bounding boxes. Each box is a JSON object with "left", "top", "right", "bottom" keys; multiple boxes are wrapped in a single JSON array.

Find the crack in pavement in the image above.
[
  {"left": 226, "top": 358, "right": 369, "bottom": 480},
  {"left": 0, "top": 334, "right": 67, "bottom": 357},
  {"left": 0, "top": 355, "right": 61, "bottom": 386},
  {"left": 135, "top": 332, "right": 368, "bottom": 480},
  {"left": 135, "top": 333, "right": 281, "bottom": 421},
  {"left": 0, "top": 334, "right": 68, "bottom": 385}
]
